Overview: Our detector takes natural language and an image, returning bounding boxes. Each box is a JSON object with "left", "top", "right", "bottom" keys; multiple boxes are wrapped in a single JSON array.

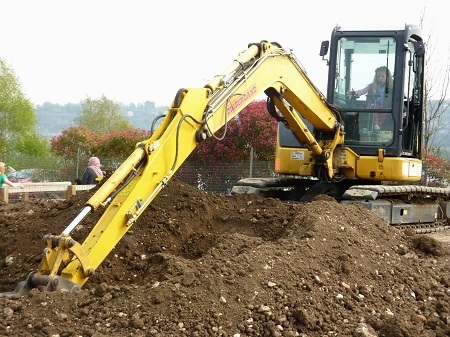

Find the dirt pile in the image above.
[{"left": 0, "top": 179, "right": 449, "bottom": 337}]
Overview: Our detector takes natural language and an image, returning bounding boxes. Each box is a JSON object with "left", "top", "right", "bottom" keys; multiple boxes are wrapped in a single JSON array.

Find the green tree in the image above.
[
  {"left": 0, "top": 58, "right": 36, "bottom": 159},
  {"left": 76, "top": 95, "right": 131, "bottom": 133},
  {"left": 14, "top": 132, "right": 49, "bottom": 157}
]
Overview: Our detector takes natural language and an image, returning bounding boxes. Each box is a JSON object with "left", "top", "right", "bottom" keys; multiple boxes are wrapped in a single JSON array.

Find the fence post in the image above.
[
  {"left": 250, "top": 147, "right": 254, "bottom": 178},
  {"left": 0, "top": 187, "right": 9, "bottom": 203},
  {"left": 76, "top": 147, "right": 81, "bottom": 180},
  {"left": 22, "top": 191, "right": 30, "bottom": 202},
  {"left": 66, "top": 185, "right": 77, "bottom": 200}
]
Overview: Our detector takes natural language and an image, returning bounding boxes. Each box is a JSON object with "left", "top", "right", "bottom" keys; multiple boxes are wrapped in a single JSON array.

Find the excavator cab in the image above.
[
  {"left": 326, "top": 24, "right": 425, "bottom": 159},
  {"left": 275, "top": 24, "right": 425, "bottom": 183}
]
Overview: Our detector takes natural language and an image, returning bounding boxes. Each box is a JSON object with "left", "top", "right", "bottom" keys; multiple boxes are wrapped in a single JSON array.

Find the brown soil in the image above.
[{"left": 0, "top": 179, "right": 450, "bottom": 337}]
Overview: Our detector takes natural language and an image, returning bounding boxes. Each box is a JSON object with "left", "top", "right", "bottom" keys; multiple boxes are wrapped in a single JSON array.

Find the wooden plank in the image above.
[
  {"left": 0, "top": 183, "right": 97, "bottom": 203},
  {"left": 74, "top": 185, "right": 97, "bottom": 191}
]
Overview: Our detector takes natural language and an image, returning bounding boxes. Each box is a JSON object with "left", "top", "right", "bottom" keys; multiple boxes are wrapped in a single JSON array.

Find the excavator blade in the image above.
[{"left": 0, "top": 272, "right": 81, "bottom": 298}]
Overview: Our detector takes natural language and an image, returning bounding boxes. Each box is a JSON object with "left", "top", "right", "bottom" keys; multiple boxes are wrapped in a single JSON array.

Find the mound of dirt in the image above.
[{"left": 0, "top": 179, "right": 449, "bottom": 337}]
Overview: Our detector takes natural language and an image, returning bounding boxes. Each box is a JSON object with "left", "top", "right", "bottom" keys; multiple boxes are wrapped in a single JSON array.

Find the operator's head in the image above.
[{"left": 375, "top": 66, "right": 391, "bottom": 85}]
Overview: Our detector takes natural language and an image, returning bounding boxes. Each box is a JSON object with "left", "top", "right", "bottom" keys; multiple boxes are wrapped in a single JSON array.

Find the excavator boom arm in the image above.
[{"left": 5, "top": 41, "right": 344, "bottom": 294}]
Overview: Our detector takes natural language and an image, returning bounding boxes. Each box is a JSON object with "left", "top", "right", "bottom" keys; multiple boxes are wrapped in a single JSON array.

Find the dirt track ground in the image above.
[{"left": 1, "top": 179, "right": 450, "bottom": 336}]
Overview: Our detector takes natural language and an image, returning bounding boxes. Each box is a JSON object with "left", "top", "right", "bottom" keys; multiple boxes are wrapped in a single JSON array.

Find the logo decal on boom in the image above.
[{"left": 226, "top": 85, "right": 257, "bottom": 116}]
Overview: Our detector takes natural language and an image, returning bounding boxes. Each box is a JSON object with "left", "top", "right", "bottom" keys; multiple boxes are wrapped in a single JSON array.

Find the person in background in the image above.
[
  {"left": 0, "top": 162, "right": 22, "bottom": 188},
  {"left": 76, "top": 157, "right": 105, "bottom": 185}
]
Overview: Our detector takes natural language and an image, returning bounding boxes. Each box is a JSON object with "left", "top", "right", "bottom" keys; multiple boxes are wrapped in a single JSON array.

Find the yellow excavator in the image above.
[{"left": 3, "top": 24, "right": 449, "bottom": 296}]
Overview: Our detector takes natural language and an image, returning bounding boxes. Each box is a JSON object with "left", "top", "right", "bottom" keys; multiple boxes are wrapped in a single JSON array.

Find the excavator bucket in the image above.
[{"left": 0, "top": 272, "right": 81, "bottom": 298}]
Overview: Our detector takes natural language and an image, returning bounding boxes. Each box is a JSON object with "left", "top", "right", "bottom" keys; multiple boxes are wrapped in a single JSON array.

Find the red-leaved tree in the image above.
[
  {"left": 424, "top": 150, "right": 450, "bottom": 186},
  {"left": 93, "top": 128, "right": 152, "bottom": 157},
  {"left": 50, "top": 126, "right": 96, "bottom": 157},
  {"left": 189, "top": 100, "right": 278, "bottom": 163}
]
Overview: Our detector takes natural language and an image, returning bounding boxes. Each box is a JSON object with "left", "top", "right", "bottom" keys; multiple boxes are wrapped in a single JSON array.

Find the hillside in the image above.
[
  {"left": 35, "top": 101, "right": 165, "bottom": 137},
  {"left": 34, "top": 101, "right": 450, "bottom": 151}
]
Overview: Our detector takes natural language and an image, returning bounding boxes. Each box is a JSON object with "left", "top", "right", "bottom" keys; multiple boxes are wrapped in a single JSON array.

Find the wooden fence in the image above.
[
  {"left": 0, "top": 182, "right": 97, "bottom": 203},
  {"left": 0, "top": 160, "right": 276, "bottom": 203}
]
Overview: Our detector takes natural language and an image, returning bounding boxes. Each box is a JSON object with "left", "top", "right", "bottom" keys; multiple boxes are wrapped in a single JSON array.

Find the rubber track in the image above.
[{"left": 348, "top": 185, "right": 450, "bottom": 197}]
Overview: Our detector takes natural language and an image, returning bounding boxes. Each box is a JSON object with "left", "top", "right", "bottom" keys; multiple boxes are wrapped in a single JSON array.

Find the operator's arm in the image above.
[
  {"left": 346, "top": 84, "right": 371, "bottom": 97},
  {"left": 356, "top": 84, "right": 371, "bottom": 97}
]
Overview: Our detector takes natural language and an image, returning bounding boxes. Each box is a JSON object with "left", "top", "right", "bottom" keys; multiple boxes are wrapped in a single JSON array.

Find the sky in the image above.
[{"left": 1, "top": 1, "right": 447, "bottom": 107}]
